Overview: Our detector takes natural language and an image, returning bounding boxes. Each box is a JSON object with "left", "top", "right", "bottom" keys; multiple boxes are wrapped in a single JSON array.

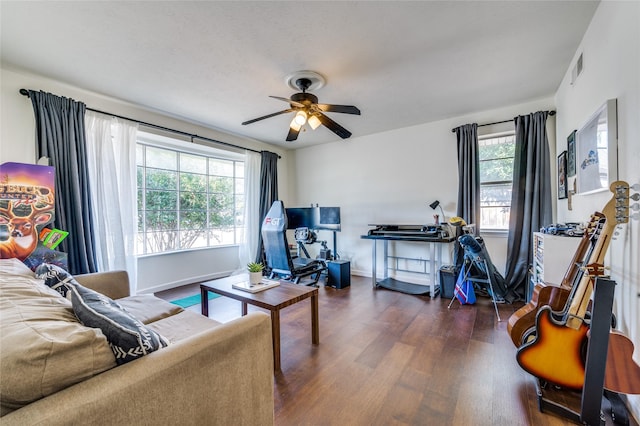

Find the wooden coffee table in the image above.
[{"left": 200, "top": 275, "right": 319, "bottom": 371}]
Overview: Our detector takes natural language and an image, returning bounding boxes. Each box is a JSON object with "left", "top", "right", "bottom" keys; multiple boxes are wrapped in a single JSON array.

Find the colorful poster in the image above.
[{"left": 0, "top": 162, "right": 66, "bottom": 269}]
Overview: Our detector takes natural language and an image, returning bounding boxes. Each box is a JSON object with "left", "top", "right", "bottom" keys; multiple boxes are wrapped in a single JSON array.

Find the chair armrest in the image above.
[
  {"left": 74, "top": 270, "right": 130, "bottom": 299},
  {"left": 1, "top": 312, "right": 274, "bottom": 425}
]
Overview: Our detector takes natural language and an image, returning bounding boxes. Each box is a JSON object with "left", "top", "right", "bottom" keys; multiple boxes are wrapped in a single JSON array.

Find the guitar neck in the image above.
[
  {"left": 559, "top": 213, "right": 604, "bottom": 293},
  {"left": 565, "top": 232, "right": 610, "bottom": 329},
  {"left": 565, "top": 181, "right": 630, "bottom": 330},
  {"left": 560, "top": 231, "right": 592, "bottom": 289}
]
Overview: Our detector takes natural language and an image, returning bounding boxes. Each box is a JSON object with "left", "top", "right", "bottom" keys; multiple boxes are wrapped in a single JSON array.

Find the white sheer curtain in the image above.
[
  {"left": 85, "top": 111, "right": 138, "bottom": 293},
  {"left": 238, "top": 150, "right": 261, "bottom": 270}
]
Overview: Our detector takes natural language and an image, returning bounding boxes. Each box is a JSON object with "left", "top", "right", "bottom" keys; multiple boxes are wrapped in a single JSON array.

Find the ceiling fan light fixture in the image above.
[
  {"left": 243, "top": 70, "right": 359, "bottom": 141},
  {"left": 308, "top": 114, "right": 321, "bottom": 130},
  {"left": 290, "top": 116, "right": 302, "bottom": 131},
  {"left": 294, "top": 110, "right": 307, "bottom": 126}
]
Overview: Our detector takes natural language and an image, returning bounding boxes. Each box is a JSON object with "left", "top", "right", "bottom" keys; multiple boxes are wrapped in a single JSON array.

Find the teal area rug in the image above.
[{"left": 170, "top": 292, "right": 220, "bottom": 308}]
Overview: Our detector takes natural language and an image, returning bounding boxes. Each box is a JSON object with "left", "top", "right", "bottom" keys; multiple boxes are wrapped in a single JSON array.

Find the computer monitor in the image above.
[
  {"left": 318, "top": 207, "right": 341, "bottom": 231},
  {"left": 285, "top": 208, "right": 312, "bottom": 229},
  {"left": 285, "top": 206, "right": 341, "bottom": 231}
]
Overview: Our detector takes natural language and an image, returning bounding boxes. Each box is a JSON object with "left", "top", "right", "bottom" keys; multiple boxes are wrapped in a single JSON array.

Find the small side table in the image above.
[{"left": 200, "top": 275, "right": 319, "bottom": 371}]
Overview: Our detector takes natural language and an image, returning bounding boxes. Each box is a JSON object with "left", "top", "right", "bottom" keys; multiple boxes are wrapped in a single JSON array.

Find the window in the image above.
[
  {"left": 136, "top": 132, "right": 244, "bottom": 255},
  {"left": 479, "top": 133, "right": 515, "bottom": 230}
]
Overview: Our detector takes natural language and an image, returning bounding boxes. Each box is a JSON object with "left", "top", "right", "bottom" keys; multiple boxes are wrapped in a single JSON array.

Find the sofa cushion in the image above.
[
  {"left": 0, "top": 262, "right": 116, "bottom": 415},
  {"left": 145, "top": 310, "right": 221, "bottom": 343},
  {"left": 75, "top": 270, "right": 131, "bottom": 300},
  {"left": 117, "top": 294, "right": 184, "bottom": 324},
  {"left": 69, "top": 283, "right": 170, "bottom": 365}
]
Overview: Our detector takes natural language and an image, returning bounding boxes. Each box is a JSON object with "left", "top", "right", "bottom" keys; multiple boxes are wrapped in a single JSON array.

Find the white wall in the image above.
[
  {"left": 292, "top": 97, "right": 555, "bottom": 282},
  {"left": 0, "top": 66, "right": 293, "bottom": 293},
  {"left": 554, "top": 1, "right": 640, "bottom": 418}
]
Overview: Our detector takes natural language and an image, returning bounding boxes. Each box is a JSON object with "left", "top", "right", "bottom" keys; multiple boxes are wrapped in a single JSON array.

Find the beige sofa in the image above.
[{"left": 0, "top": 260, "right": 274, "bottom": 425}]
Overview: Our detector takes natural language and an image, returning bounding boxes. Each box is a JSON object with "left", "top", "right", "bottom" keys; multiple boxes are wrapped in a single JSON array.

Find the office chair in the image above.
[
  {"left": 261, "top": 200, "right": 326, "bottom": 286},
  {"left": 448, "top": 234, "right": 505, "bottom": 321}
]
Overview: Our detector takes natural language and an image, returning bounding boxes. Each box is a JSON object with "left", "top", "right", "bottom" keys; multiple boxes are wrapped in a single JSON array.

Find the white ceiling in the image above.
[{"left": 1, "top": 1, "right": 599, "bottom": 149}]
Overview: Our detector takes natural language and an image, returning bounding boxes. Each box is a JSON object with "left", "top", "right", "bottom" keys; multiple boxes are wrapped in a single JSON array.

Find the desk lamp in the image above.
[{"left": 429, "top": 200, "right": 446, "bottom": 224}]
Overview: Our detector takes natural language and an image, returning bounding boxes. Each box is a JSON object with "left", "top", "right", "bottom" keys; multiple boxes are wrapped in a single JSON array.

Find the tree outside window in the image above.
[
  {"left": 479, "top": 133, "right": 515, "bottom": 230},
  {"left": 136, "top": 140, "right": 244, "bottom": 254}
]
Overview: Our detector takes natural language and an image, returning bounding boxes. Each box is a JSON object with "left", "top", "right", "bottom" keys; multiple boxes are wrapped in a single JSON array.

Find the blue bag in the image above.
[{"left": 454, "top": 268, "right": 476, "bottom": 305}]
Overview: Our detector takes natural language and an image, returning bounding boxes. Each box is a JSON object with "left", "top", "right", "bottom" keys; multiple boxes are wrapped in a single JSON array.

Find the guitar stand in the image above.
[{"left": 535, "top": 277, "right": 626, "bottom": 426}]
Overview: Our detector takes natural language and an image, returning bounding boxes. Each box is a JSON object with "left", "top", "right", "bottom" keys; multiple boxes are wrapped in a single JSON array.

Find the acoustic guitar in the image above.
[
  {"left": 516, "top": 181, "right": 635, "bottom": 391},
  {"left": 605, "top": 331, "right": 640, "bottom": 394},
  {"left": 506, "top": 213, "right": 604, "bottom": 347}
]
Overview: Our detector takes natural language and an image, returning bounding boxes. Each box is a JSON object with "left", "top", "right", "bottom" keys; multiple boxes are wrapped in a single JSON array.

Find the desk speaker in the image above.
[{"left": 327, "top": 260, "right": 350, "bottom": 289}]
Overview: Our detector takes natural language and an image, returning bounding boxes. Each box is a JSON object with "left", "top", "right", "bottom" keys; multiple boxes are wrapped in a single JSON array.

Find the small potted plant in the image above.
[{"left": 247, "top": 262, "right": 264, "bottom": 285}]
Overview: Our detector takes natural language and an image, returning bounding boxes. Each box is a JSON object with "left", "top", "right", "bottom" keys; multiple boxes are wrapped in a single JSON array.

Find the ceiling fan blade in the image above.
[
  {"left": 316, "top": 112, "right": 352, "bottom": 139},
  {"left": 286, "top": 126, "right": 300, "bottom": 142},
  {"left": 242, "top": 109, "right": 293, "bottom": 125},
  {"left": 269, "top": 96, "right": 305, "bottom": 108},
  {"left": 317, "top": 104, "right": 361, "bottom": 115}
]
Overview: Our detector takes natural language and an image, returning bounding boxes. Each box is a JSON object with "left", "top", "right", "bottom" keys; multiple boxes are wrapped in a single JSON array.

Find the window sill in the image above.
[
  {"left": 135, "top": 244, "right": 239, "bottom": 259},
  {"left": 480, "top": 229, "right": 509, "bottom": 238}
]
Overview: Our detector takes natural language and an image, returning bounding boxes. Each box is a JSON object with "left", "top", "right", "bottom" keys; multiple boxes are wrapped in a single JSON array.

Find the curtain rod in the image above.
[
  {"left": 19, "top": 88, "right": 279, "bottom": 158},
  {"left": 450, "top": 110, "right": 556, "bottom": 133}
]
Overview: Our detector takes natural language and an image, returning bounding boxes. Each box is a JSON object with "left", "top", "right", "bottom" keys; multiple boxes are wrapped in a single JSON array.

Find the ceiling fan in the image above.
[{"left": 241, "top": 72, "right": 361, "bottom": 142}]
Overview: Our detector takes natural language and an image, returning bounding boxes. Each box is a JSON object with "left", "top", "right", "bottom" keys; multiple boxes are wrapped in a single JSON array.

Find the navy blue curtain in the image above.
[
  {"left": 28, "top": 90, "right": 97, "bottom": 274},
  {"left": 504, "top": 111, "right": 552, "bottom": 301},
  {"left": 255, "top": 151, "right": 279, "bottom": 264}
]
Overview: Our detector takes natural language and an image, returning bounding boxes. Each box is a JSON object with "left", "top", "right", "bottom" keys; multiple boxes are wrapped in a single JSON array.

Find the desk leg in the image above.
[
  {"left": 242, "top": 302, "right": 248, "bottom": 316},
  {"left": 383, "top": 240, "right": 388, "bottom": 280},
  {"left": 429, "top": 242, "right": 436, "bottom": 298},
  {"left": 271, "top": 310, "right": 281, "bottom": 371},
  {"left": 371, "top": 240, "right": 377, "bottom": 288},
  {"left": 311, "top": 292, "right": 319, "bottom": 345},
  {"left": 437, "top": 243, "right": 443, "bottom": 296},
  {"left": 201, "top": 286, "right": 209, "bottom": 317}
]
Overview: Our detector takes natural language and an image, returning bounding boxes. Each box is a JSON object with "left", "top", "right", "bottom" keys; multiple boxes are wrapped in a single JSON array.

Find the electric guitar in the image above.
[
  {"left": 506, "top": 213, "right": 604, "bottom": 347},
  {"left": 516, "top": 181, "right": 633, "bottom": 391}
]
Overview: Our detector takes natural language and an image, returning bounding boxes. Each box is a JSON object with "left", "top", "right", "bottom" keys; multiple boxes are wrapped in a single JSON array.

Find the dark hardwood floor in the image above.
[{"left": 156, "top": 275, "right": 636, "bottom": 426}]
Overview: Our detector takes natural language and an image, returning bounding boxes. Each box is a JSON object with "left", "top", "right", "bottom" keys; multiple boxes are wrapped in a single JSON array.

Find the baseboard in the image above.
[
  {"left": 137, "top": 270, "right": 235, "bottom": 294},
  {"left": 351, "top": 269, "right": 370, "bottom": 278}
]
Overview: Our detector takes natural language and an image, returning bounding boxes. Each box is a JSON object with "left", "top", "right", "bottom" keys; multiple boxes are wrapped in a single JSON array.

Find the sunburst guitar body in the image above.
[
  {"left": 507, "top": 213, "right": 604, "bottom": 347},
  {"left": 516, "top": 306, "right": 589, "bottom": 390},
  {"left": 507, "top": 285, "right": 570, "bottom": 346}
]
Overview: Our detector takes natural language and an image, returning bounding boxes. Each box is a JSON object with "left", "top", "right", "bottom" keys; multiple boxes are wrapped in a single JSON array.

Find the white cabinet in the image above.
[{"left": 532, "top": 232, "right": 581, "bottom": 287}]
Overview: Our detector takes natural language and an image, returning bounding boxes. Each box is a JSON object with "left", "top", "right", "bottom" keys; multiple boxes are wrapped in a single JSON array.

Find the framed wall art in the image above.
[
  {"left": 557, "top": 151, "right": 567, "bottom": 199},
  {"left": 576, "top": 99, "right": 618, "bottom": 194},
  {"left": 567, "top": 130, "right": 576, "bottom": 177}
]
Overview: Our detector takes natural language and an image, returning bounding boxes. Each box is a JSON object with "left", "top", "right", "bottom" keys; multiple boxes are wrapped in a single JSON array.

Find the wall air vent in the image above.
[{"left": 571, "top": 53, "right": 584, "bottom": 85}]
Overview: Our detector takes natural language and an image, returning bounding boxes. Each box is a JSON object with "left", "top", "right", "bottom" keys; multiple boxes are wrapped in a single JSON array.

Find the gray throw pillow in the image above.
[
  {"left": 36, "top": 263, "right": 169, "bottom": 365},
  {"left": 35, "top": 263, "right": 74, "bottom": 298},
  {"left": 68, "top": 283, "right": 169, "bottom": 365}
]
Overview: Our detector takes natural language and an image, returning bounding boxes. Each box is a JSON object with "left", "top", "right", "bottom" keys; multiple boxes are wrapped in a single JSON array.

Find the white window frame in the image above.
[
  {"left": 478, "top": 131, "right": 515, "bottom": 233},
  {"left": 136, "top": 130, "right": 245, "bottom": 255}
]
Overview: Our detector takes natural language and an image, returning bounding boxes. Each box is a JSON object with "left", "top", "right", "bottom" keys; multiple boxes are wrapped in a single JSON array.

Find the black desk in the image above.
[{"left": 361, "top": 233, "right": 455, "bottom": 297}]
